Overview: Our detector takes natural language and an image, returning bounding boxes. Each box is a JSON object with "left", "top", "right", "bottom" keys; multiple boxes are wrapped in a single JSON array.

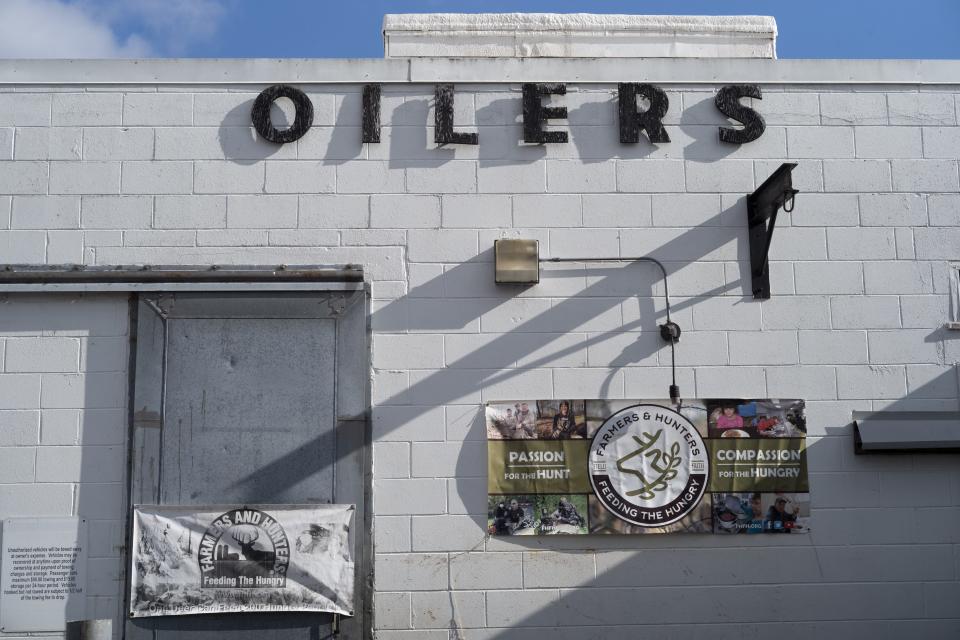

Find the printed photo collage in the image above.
[{"left": 486, "top": 399, "right": 810, "bottom": 536}]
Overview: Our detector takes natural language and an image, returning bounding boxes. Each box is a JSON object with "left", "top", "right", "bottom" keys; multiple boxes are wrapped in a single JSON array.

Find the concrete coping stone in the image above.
[
  {"left": 381, "top": 13, "right": 777, "bottom": 34},
  {"left": 382, "top": 13, "right": 778, "bottom": 59}
]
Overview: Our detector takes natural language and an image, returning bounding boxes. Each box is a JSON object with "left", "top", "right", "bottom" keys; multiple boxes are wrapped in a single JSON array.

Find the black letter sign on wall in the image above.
[
  {"left": 522, "top": 83, "right": 568, "bottom": 143},
  {"left": 618, "top": 83, "right": 670, "bottom": 144},
  {"left": 362, "top": 84, "right": 381, "bottom": 144},
  {"left": 251, "top": 84, "right": 314, "bottom": 144},
  {"left": 715, "top": 85, "right": 765, "bottom": 144},
  {"left": 435, "top": 84, "right": 479, "bottom": 145}
]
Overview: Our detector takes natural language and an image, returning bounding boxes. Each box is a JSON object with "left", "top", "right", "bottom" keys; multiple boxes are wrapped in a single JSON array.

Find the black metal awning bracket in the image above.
[{"left": 746, "top": 162, "right": 798, "bottom": 299}]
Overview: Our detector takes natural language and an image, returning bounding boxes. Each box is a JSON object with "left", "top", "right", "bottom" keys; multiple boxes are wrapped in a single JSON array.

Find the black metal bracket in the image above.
[{"left": 747, "top": 162, "right": 799, "bottom": 299}]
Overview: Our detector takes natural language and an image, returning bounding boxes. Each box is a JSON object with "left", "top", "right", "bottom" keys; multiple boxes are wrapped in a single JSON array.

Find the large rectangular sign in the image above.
[
  {"left": 130, "top": 504, "right": 354, "bottom": 617},
  {"left": 486, "top": 399, "right": 809, "bottom": 535},
  {"left": 0, "top": 518, "right": 87, "bottom": 632}
]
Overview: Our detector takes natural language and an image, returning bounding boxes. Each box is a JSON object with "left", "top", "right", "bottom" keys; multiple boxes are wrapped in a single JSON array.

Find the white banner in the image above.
[{"left": 130, "top": 504, "right": 354, "bottom": 618}]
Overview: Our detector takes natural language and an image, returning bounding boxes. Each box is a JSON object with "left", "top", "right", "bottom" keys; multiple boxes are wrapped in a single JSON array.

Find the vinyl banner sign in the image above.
[
  {"left": 486, "top": 399, "right": 809, "bottom": 535},
  {"left": 130, "top": 504, "right": 354, "bottom": 617}
]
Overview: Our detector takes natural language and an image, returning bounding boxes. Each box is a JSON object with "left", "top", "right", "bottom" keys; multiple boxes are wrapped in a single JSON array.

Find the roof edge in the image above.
[{"left": 0, "top": 58, "right": 958, "bottom": 86}]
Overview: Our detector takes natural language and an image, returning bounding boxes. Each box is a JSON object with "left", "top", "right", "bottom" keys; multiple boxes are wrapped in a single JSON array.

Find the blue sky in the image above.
[{"left": 0, "top": 0, "right": 958, "bottom": 59}]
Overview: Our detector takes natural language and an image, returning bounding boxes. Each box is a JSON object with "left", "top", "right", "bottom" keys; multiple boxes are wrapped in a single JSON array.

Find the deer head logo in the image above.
[{"left": 231, "top": 525, "right": 260, "bottom": 560}]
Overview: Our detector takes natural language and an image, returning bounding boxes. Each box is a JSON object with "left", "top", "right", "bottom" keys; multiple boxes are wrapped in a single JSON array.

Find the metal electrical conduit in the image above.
[{"left": 543, "top": 256, "right": 681, "bottom": 405}]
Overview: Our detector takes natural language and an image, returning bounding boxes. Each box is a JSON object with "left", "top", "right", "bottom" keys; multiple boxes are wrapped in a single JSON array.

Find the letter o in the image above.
[{"left": 251, "top": 84, "right": 313, "bottom": 143}]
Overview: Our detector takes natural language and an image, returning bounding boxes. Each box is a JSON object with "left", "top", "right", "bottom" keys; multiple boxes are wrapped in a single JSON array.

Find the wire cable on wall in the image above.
[{"left": 543, "top": 256, "right": 681, "bottom": 406}]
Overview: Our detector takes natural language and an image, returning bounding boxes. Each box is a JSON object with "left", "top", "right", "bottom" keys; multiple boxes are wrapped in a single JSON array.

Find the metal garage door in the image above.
[{"left": 126, "top": 291, "right": 369, "bottom": 640}]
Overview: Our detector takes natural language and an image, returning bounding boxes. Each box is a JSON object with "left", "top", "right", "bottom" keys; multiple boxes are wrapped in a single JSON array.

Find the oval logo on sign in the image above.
[
  {"left": 589, "top": 404, "right": 709, "bottom": 527},
  {"left": 197, "top": 508, "right": 289, "bottom": 589}
]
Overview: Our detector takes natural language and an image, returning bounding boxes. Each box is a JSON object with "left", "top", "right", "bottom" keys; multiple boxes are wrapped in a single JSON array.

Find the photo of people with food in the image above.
[{"left": 707, "top": 399, "right": 806, "bottom": 439}]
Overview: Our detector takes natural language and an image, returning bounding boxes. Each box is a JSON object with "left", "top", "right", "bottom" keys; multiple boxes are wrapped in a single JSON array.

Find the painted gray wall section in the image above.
[{"left": 0, "top": 57, "right": 958, "bottom": 638}]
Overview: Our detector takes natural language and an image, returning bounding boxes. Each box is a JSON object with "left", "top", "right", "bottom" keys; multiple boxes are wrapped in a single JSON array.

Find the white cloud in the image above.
[
  {"left": 81, "top": 0, "right": 228, "bottom": 56},
  {"left": 0, "top": 0, "right": 152, "bottom": 58},
  {"left": 0, "top": 0, "right": 228, "bottom": 58}
]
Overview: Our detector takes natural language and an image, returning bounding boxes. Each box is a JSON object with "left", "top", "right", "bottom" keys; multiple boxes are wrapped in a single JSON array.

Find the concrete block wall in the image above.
[
  {"left": 0, "top": 76, "right": 958, "bottom": 638},
  {"left": 0, "top": 294, "right": 129, "bottom": 636}
]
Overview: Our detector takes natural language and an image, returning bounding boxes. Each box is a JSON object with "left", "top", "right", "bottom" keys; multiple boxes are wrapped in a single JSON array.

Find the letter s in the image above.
[{"left": 715, "top": 85, "right": 765, "bottom": 144}]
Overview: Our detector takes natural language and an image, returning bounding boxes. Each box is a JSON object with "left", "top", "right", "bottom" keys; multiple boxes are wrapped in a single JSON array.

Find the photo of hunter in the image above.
[
  {"left": 488, "top": 494, "right": 589, "bottom": 535},
  {"left": 486, "top": 400, "right": 586, "bottom": 439}
]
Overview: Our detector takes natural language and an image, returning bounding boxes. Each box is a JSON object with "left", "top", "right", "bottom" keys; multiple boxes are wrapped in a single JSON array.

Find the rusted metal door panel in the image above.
[{"left": 126, "top": 291, "right": 370, "bottom": 640}]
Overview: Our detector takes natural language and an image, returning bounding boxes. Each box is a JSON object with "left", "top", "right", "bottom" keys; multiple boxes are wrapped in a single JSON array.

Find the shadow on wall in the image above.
[
  {"left": 363, "top": 198, "right": 957, "bottom": 633},
  {"left": 229, "top": 200, "right": 746, "bottom": 500},
  {"left": 440, "top": 370, "right": 960, "bottom": 638},
  {"left": 246, "top": 87, "right": 755, "bottom": 164},
  {"left": 0, "top": 292, "right": 131, "bottom": 629},
  {"left": 219, "top": 98, "right": 293, "bottom": 165},
  {"left": 10, "top": 87, "right": 952, "bottom": 634},
  {"left": 369, "top": 204, "right": 957, "bottom": 635},
  {"left": 4, "top": 214, "right": 959, "bottom": 636},
  {"left": 385, "top": 95, "right": 547, "bottom": 171},
  {"left": 216, "top": 86, "right": 744, "bottom": 171},
  {"left": 169, "top": 161, "right": 960, "bottom": 632}
]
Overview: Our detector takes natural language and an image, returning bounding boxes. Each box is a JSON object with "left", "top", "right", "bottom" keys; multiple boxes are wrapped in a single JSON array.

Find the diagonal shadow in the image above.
[
  {"left": 231, "top": 430, "right": 337, "bottom": 502},
  {"left": 374, "top": 206, "right": 745, "bottom": 415},
  {"left": 467, "top": 369, "right": 960, "bottom": 638},
  {"left": 219, "top": 204, "right": 750, "bottom": 511},
  {"left": 354, "top": 184, "right": 957, "bottom": 635}
]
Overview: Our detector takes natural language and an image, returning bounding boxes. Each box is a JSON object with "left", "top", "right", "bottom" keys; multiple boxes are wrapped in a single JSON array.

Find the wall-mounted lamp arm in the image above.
[
  {"left": 543, "top": 256, "right": 680, "bottom": 404},
  {"left": 543, "top": 256, "right": 672, "bottom": 323}
]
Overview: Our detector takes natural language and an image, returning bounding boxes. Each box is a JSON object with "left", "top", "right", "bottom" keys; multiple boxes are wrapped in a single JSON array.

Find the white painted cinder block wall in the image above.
[
  {"left": 0, "top": 294, "right": 129, "bottom": 633},
  {"left": 0, "top": 59, "right": 958, "bottom": 638}
]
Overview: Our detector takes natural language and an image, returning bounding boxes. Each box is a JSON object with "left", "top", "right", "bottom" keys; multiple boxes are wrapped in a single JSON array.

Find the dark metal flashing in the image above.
[
  {"left": 0, "top": 265, "right": 364, "bottom": 291},
  {"left": 853, "top": 411, "right": 960, "bottom": 454}
]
